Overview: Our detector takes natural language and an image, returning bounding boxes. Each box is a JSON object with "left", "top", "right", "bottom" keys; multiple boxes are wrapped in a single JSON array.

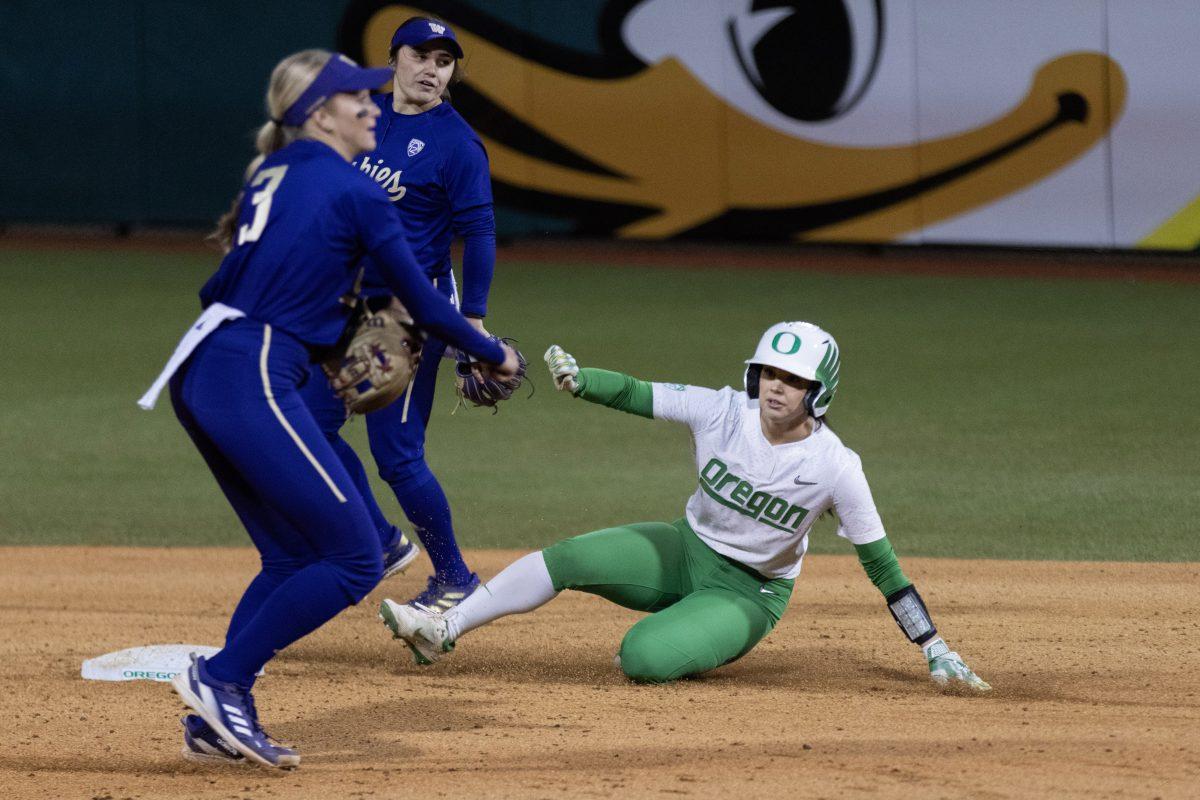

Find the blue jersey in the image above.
[
  {"left": 200, "top": 138, "right": 502, "bottom": 362},
  {"left": 353, "top": 97, "right": 495, "bottom": 316}
]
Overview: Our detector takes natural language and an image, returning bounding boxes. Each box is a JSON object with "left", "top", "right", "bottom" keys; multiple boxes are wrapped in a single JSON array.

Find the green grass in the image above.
[{"left": 1, "top": 248, "right": 1197, "bottom": 561}]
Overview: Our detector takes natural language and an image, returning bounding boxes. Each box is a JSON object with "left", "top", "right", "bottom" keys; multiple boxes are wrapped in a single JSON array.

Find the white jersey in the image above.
[{"left": 652, "top": 383, "right": 886, "bottom": 580}]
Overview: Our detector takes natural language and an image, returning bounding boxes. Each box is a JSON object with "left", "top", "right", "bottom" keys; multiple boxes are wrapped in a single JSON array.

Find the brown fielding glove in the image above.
[
  {"left": 454, "top": 337, "right": 528, "bottom": 412},
  {"left": 322, "top": 304, "right": 422, "bottom": 414}
]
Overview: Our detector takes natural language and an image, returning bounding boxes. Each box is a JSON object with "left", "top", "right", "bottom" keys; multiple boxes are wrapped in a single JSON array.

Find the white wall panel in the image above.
[
  {"left": 1107, "top": 0, "right": 1200, "bottom": 246},
  {"left": 910, "top": 0, "right": 1112, "bottom": 246}
]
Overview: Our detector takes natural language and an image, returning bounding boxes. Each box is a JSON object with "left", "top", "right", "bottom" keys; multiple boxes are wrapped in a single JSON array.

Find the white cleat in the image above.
[{"left": 379, "top": 598, "right": 453, "bottom": 665}]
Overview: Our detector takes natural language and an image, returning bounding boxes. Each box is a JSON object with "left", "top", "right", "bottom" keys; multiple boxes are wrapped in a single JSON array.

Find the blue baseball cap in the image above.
[
  {"left": 279, "top": 53, "right": 392, "bottom": 127},
  {"left": 390, "top": 18, "right": 464, "bottom": 59}
]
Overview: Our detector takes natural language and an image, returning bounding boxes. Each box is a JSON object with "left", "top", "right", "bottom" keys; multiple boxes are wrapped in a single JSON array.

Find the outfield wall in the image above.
[{"left": 5, "top": 0, "right": 1200, "bottom": 250}]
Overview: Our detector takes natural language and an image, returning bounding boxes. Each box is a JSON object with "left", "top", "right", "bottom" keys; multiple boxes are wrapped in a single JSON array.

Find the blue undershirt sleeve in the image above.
[
  {"left": 445, "top": 138, "right": 495, "bottom": 318},
  {"left": 457, "top": 221, "right": 494, "bottom": 318}
]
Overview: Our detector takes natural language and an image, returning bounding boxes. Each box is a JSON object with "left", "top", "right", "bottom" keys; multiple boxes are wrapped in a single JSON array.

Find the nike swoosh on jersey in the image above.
[
  {"left": 759, "top": 587, "right": 775, "bottom": 595},
  {"left": 794, "top": 478, "right": 817, "bottom": 485}
]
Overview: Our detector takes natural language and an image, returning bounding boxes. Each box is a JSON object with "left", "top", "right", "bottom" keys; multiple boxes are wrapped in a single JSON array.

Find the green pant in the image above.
[{"left": 542, "top": 519, "right": 794, "bottom": 683}]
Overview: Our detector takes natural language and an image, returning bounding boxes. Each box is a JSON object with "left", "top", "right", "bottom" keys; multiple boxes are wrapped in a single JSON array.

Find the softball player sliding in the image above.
[
  {"left": 300, "top": 17, "right": 501, "bottom": 611},
  {"left": 381, "top": 321, "right": 989, "bottom": 691},
  {"left": 141, "top": 49, "right": 518, "bottom": 768}
]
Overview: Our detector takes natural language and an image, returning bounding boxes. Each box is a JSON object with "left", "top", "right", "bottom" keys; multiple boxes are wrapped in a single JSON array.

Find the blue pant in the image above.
[
  {"left": 300, "top": 277, "right": 472, "bottom": 584},
  {"left": 304, "top": 331, "right": 448, "bottom": 487},
  {"left": 170, "top": 319, "right": 383, "bottom": 685}
]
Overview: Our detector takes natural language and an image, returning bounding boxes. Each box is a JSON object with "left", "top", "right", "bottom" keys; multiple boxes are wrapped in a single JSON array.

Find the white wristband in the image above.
[{"left": 922, "top": 637, "right": 949, "bottom": 660}]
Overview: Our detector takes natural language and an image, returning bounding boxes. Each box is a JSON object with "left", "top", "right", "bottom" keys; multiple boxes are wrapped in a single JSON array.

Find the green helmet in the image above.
[{"left": 743, "top": 321, "right": 840, "bottom": 418}]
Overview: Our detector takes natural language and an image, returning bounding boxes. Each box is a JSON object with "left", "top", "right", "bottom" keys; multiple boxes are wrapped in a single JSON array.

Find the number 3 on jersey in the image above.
[{"left": 237, "top": 165, "right": 289, "bottom": 246}]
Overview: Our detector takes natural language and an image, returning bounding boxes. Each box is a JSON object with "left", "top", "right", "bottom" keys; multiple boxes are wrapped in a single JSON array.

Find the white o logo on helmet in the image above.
[{"left": 771, "top": 332, "right": 801, "bottom": 355}]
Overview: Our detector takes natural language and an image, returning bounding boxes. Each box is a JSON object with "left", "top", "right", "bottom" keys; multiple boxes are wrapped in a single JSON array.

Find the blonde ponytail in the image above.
[{"left": 209, "top": 50, "right": 333, "bottom": 251}]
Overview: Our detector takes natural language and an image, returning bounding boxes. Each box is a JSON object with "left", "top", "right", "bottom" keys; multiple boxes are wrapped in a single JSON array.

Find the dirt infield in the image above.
[{"left": 1, "top": 549, "right": 1196, "bottom": 799}]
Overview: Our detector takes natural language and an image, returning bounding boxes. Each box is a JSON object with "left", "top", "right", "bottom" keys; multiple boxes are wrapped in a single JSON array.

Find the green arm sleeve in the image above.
[
  {"left": 854, "top": 536, "right": 912, "bottom": 598},
  {"left": 573, "top": 368, "right": 654, "bottom": 419}
]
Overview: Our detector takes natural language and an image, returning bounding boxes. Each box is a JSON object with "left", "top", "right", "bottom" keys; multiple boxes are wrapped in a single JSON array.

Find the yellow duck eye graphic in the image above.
[{"left": 341, "top": 0, "right": 1127, "bottom": 242}]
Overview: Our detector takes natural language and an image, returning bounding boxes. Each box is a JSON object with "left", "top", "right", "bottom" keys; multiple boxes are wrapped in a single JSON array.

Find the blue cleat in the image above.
[
  {"left": 381, "top": 533, "right": 420, "bottom": 581},
  {"left": 408, "top": 573, "right": 480, "bottom": 612},
  {"left": 181, "top": 714, "right": 244, "bottom": 764},
  {"left": 171, "top": 654, "right": 299, "bottom": 770}
]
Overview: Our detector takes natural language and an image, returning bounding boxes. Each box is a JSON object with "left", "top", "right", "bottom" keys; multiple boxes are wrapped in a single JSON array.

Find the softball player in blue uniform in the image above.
[
  {"left": 300, "top": 17, "right": 498, "bottom": 611},
  {"left": 141, "top": 49, "right": 518, "bottom": 769}
]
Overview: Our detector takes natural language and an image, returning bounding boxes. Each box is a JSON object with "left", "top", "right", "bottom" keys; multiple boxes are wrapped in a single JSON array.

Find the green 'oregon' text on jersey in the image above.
[{"left": 652, "top": 383, "right": 886, "bottom": 579}]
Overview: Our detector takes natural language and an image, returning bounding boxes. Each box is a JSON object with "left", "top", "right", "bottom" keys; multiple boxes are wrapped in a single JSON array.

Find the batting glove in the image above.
[
  {"left": 544, "top": 345, "right": 579, "bottom": 393},
  {"left": 924, "top": 638, "right": 991, "bottom": 692}
]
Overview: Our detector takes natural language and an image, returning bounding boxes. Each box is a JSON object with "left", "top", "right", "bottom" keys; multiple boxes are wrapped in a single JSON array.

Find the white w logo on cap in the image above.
[{"left": 429, "top": 23, "right": 446, "bottom": 34}]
